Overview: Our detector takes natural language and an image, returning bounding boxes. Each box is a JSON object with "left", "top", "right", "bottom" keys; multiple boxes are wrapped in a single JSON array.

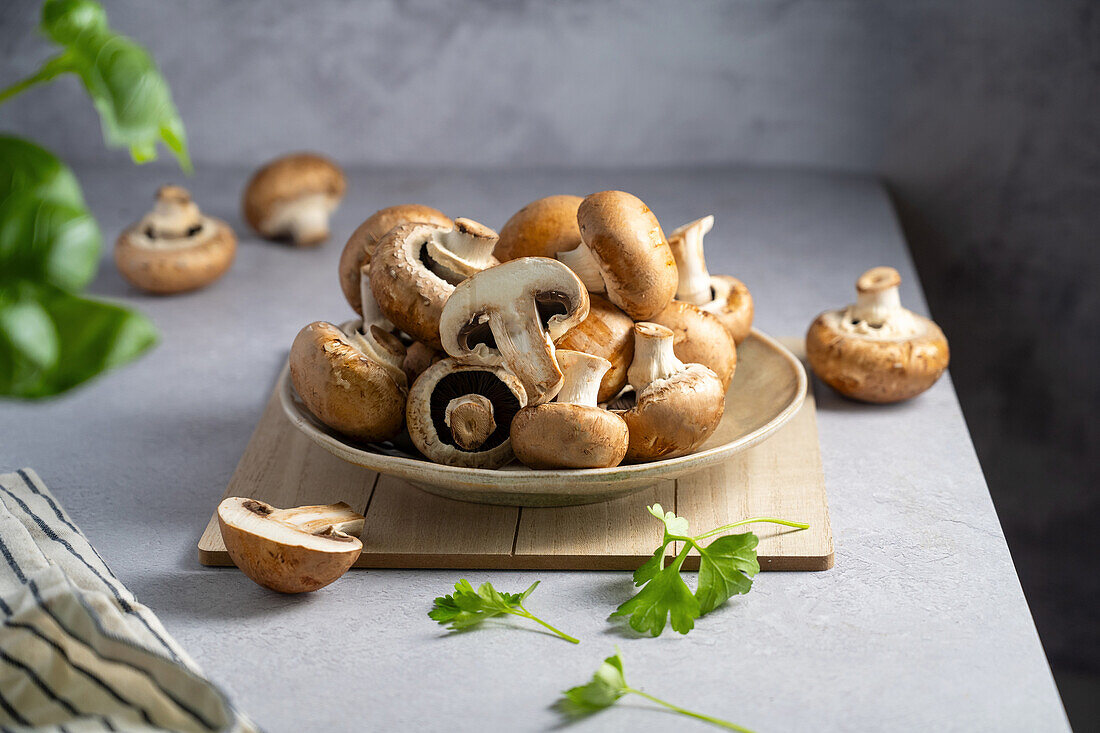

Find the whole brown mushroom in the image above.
[
  {"left": 558, "top": 190, "right": 678, "bottom": 321},
  {"left": 242, "top": 153, "right": 346, "bottom": 246},
  {"left": 115, "top": 185, "right": 235, "bottom": 294},
  {"left": 553, "top": 294, "right": 635, "bottom": 403},
  {"left": 289, "top": 320, "right": 408, "bottom": 442},
  {"left": 667, "top": 215, "right": 754, "bottom": 344},
  {"left": 806, "top": 266, "right": 949, "bottom": 403},
  {"left": 620, "top": 323, "right": 726, "bottom": 463},
  {"left": 494, "top": 194, "right": 583, "bottom": 262},
  {"left": 650, "top": 300, "right": 737, "bottom": 389}
]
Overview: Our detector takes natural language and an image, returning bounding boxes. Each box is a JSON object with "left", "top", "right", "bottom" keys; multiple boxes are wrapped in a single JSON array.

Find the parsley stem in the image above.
[
  {"left": 692, "top": 516, "right": 809, "bottom": 542},
  {"left": 0, "top": 54, "right": 75, "bottom": 105},
  {"left": 624, "top": 688, "right": 754, "bottom": 731},
  {"left": 511, "top": 604, "right": 580, "bottom": 644}
]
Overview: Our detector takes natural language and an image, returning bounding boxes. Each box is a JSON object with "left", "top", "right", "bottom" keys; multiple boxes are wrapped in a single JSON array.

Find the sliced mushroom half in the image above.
[
  {"left": 667, "top": 215, "right": 754, "bottom": 344},
  {"left": 806, "top": 266, "right": 949, "bottom": 403},
  {"left": 439, "top": 257, "right": 590, "bottom": 406},
  {"left": 218, "top": 497, "right": 364, "bottom": 593},
  {"left": 115, "top": 185, "right": 236, "bottom": 294},
  {"left": 406, "top": 358, "right": 527, "bottom": 468}
]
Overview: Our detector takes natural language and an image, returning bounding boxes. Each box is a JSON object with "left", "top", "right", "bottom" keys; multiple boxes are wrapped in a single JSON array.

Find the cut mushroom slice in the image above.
[
  {"left": 621, "top": 323, "right": 726, "bottom": 463},
  {"left": 290, "top": 320, "right": 407, "bottom": 442},
  {"left": 218, "top": 497, "right": 364, "bottom": 593},
  {"left": 806, "top": 266, "right": 949, "bottom": 403},
  {"left": 651, "top": 300, "right": 737, "bottom": 389},
  {"left": 667, "top": 215, "right": 755, "bottom": 344},
  {"left": 115, "top": 185, "right": 236, "bottom": 294},
  {"left": 553, "top": 294, "right": 635, "bottom": 403},
  {"left": 339, "top": 204, "right": 453, "bottom": 315},
  {"left": 558, "top": 190, "right": 677, "bottom": 321},
  {"left": 406, "top": 358, "right": 527, "bottom": 468},
  {"left": 439, "top": 257, "right": 590, "bottom": 406},
  {"left": 495, "top": 194, "right": 583, "bottom": 261},
  {"left": 369, "top": 219, "right": 499, "bottom": 347},
  {"left": 242, "top": 153, "right": 346, "bottom": 246},
  {"left": 510, "top": 351, "right": 629, "bottom": 469}
]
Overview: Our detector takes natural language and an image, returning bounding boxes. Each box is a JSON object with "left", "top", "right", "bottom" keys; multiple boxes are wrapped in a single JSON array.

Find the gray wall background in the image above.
[{"left": 2, "top": 0, "right": 1097, "bottom": 712}]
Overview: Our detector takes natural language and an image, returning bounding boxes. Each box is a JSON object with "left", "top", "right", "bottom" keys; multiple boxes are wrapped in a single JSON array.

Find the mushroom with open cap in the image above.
[
  {"left": 806, "top": 266, "right": 949, "bottom": 403},
  {"left": 620, "top": 323, "right": 726, "bottom": 463},
  {"left": 242, "top": 153, "right": 346, "bottom": 246},
  {"left": 494, "top": 194, "right": 583, "bottom": 262},
  {"left": 667, "top": 215, "right": 755, "bottom": 344},
  {"left": 115, "top": 185, "right": 235, "bottom": 294},
  {"left": 557, "top": 190, "right": 677, "bottom": 321},
  {"left": 218, "top": 497, "right": 364, "bottom": 593},
  {"left": 650, "top": 299, "right": 737, "bottom": 389},
  {"left": 289, "top": 320, "right": 408, "bottom": 442},
  {"left": 338, "top": 204, "right": 453, "bottom": 315},
  {"left": 510, "top": 350, "right": 629, "bottom": 469},
  {"left": 369, "top": 218, "right": 500, "bottom": 348},
  {"left": 439, "top": 257, "right": 590, "bottom": 406},
  {"left": 406, "top": 358, "right": 527, "bottom": 468},
  {"left": 553, "top": 294, "right": 635, "bottom": 403}
]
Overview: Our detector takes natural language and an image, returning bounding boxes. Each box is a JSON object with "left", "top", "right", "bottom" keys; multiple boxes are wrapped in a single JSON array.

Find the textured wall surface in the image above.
[{"left": 2, "top": 0, "right": 1096, "bottom": 696}]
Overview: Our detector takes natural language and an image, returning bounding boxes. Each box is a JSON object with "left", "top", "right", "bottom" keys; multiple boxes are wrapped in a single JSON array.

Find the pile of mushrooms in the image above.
[{"left": 289, "top": 190, "right": 754, "bottom": 469}]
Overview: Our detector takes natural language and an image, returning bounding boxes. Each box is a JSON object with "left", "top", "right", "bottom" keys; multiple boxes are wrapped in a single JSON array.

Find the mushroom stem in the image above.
[
  {"left": 851, "top": 266, "right": 903, "bottom": 325},
  {"left": 256, "top": 500, "right": 365, "bottom": 538},
  {"left": 627, "top": 322, "right": 685, "bottom": 393},
  {"left": 667, "top": 215, "right": 715, "bottom": 306},
  {"left": 554, "top": 351, "right": 611, "bottom": 407},
  {"left": 445, "top": 394, "right": 496, "bottom": 450},
  {"left": 426, "top": 218, "right": 499, "bottom": 284},
  {"left": 557, "top": 244, "right": 606, "bottom": 293},
  {"left": 344, "top": 320, "right": 408, "bottom": 388},
  {"left": 142, "top": 185, "right": 203, "bottom": 238},
  {"left": 269, "top": 194, "right": 332, "bottom": 244},
  {"left": 487, "top": 307, "right": 564, "bottom": 405}
]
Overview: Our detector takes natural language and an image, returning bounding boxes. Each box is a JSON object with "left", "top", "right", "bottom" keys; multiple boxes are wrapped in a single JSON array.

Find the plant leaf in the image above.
[
  {"left": 612, "top": 551, "right": 699, "bottom": 637},
  {"left": 647, "top": 503, "right": 691, "bottom": 538},
  {"left": 561, "top": 651, "right": 627, "bottom": 713},
  {"left": 632, "top": 545, "right": 667, "bottom": 586},
  {"left": 695, "top": 533, "right": 760, "bottom": 616}
]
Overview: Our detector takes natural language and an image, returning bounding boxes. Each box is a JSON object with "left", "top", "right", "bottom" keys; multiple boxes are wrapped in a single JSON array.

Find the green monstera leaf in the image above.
[{"left": 0, "top": 137, "right": 157, "bottom": 398}]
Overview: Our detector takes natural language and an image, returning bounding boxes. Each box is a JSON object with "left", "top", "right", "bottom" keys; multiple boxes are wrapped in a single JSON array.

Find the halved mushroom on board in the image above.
[
  {"left": 218, "top": 497, "right": 364, "bottom": 593},
  {"left": 406, "top": 358, "right": 527, "bottom": 469},
  {"left": 289, "top": 320, "right": 408, "bottom": 443},
  {"left": 806, "top": 266, "right": 949, "bottom": 403},
  {"left": 438, "top": 257, "right": 590, "bottom": 406},
  {"left": 115, "top": 185, "right": 236, "bottom": 294},
  {"left": 667, "top": 215, "right": 755, "bottom": 344},
  {"left": 242, "top": 153, "right": 346, "bottom": 246},
  {"left": 369, "top": 219, "right": 500, "bottom": 348},
  {"left": 620, "top": 323, "right": 726, "bottom": 463}
]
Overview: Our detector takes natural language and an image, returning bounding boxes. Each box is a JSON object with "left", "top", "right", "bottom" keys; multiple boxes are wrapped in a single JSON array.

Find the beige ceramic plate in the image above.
[{"left": 279, "top": 329, "right": 806, "bottom": 506}]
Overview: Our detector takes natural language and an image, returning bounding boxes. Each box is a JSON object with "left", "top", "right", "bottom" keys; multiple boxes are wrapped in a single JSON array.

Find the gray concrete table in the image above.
[{"left": 0, "top": 165, "right": 1068, "bottom": 732}]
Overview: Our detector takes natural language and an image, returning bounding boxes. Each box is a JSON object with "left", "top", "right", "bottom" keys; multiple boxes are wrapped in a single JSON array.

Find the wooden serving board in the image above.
[{"left": 198, "top": 357, "right": 834, "bottom": 572}]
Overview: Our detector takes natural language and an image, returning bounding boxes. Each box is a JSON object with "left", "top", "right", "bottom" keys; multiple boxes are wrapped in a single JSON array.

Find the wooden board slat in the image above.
[{"left": 199, "top": 348, "right": 833, "bottom": 571}]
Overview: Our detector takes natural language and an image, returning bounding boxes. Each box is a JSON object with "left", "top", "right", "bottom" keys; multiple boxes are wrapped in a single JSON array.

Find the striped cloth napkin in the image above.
[{"left": 0, "top": 468, "right": 254, "bottom": 732}]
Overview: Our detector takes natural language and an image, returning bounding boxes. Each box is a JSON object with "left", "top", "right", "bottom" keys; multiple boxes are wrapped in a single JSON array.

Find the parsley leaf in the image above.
[
  {"left": 560, "top": 649, "right": 754, "bottom": 731},
  {"left": 611, "top": 504, "right": 807, "bottom": 636},
  {"left": 429, "top": 580, "right": 578, "bottom": 644}
]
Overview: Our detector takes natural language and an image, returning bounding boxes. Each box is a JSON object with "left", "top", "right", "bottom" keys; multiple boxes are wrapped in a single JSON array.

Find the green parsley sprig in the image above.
[
  {"left": 429, "top": 580, "right": 579, "bottom": 644},
  {"left": 560, "top": 649, "right": 753, "bottom": 731},
  {"left": 612, "top": 504, "right": 808, "bottom": 636}
]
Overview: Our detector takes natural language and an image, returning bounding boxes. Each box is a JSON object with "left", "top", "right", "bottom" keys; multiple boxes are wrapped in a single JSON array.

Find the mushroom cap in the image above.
[
  {"left": 553, "top": 293, "right": 635, "bottom": 402},
  {"left": 510, "top": 403, "right": 628, "bottom": 469},
  {"left": 289, "top": 321, "right": 407, "bottom": 442},
  {"left": 242, "top": 153, "right": 346, "bottom": 245},
  {"left": 806, "top": 310, "right": 949, "bottom": 403},
  {"left": 438, "top": 257, "right": 590, "bottom": 405},
  {"left": 651, "top": 300, "right": 738, "bottom": 389},
  {"left": 218, "top": 497, "right": 362, "bottom": 593},
  {"left": 406, "top": 358, "right": 527, "bottom": 468},
  {"left": 494, "top": 194, "right": 583, "bottom": 262},
  {"left": 704, "top": 275, "right": 754, "bottom": 345},
  {"left": 576, "top": 190, "right": 678, "bottom": 320},
  {"left": 338, "top": 204, "right": 453, "bottom": 314},
  {"left": 369, "top": 222, "right": 457, "bottom": 348},
  {"left": 621, "top": 363, "right": 726, "bottom": 463},
  {"left": 114, "top": 186, "right": 236, "bottom": 294}
]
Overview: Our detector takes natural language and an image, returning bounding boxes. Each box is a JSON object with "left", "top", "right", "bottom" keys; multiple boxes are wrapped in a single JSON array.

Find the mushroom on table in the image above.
[
  {"left": 242, "top": 153, "right": 346, "bottom": 246},
  {"left": 806, "top": 266, "right": 949, "bottom": 403},
  {"left": 115, "top": 185, "right": 235, "bottom": 294}
]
